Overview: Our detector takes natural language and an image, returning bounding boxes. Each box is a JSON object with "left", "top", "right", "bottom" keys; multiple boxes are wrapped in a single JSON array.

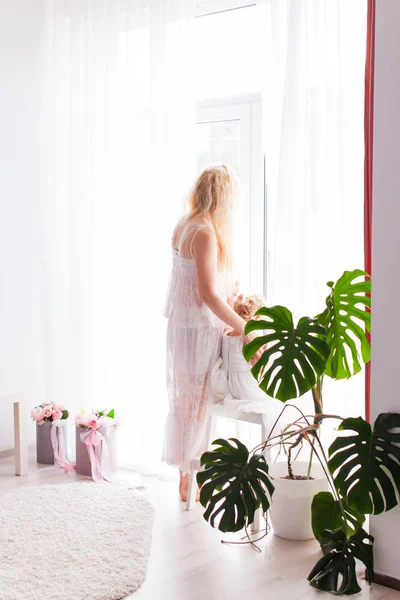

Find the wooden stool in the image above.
[
  {"left": 0, "top": 394, "right": 28, "bottom": 476},
  {"left": 186, "top": 402, "right": 271, "bottom": 533}
]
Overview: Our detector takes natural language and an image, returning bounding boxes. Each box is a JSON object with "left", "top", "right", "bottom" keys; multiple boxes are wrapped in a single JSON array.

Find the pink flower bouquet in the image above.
[
  {"left": 33, "top": 402, "right": 73, "bottom": 470},
  {"left": 31, "top": 402, "right": 69, "bottom": 425},
  {"left": 75, "top": 408, "right": 115, "bottom": 430},
  {"left": 75, "top": 409, "right": 116, "bottom": 483}
]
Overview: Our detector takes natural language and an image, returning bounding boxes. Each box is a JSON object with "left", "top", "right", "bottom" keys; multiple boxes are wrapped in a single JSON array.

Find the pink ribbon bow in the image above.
[
  {"left": 50, "top": 420, "right": 76, "bottom": 473},
  {"left": 81, "top": 426, "right": 115, "bottom": 484}
]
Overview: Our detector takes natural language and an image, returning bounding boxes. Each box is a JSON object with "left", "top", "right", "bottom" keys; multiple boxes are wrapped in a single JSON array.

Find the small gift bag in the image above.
[
  {"left": 32, "top": 403, "right": 71, "bottom": 467},
  {"left": 75, "top": 409, "right": 117, "bottom": 482},
  {"left": 36, "top": 421, "right": 54, "bottom": 465}
]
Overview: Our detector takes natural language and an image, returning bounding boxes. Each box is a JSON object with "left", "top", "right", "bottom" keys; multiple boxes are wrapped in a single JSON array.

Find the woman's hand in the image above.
[{"left": 243, "top": 331, "right": 267, "bottom": 366}]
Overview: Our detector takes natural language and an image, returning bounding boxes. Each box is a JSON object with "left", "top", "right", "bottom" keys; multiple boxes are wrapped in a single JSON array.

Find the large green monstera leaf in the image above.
[
  {"left": 329, "top": 414, "right": 400, "bottom": 515},
  {"left": 317, "top": 269, "right": 371, "bottom": 380},
  {"left": 308, "top": 528, "right": 374, "bottom": 595},
  {"left": 197, "top": 438, "right": 274, "bottom": 533},
  {"left": 243, "top": 306, "right": 330, "bottom": 402},
  {"left": 312, "top": 491, "right": 365, "bottom": 549}
]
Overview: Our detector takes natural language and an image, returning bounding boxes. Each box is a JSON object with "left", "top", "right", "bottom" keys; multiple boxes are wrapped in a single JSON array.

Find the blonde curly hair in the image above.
[{"left": 233, "top": 294, "right": 264, "bottom": 322}]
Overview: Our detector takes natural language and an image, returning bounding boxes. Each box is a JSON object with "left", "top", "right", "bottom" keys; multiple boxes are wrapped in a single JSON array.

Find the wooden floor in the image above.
[{"left": 1, "top": 452, "right": 400, "bottom": 600}]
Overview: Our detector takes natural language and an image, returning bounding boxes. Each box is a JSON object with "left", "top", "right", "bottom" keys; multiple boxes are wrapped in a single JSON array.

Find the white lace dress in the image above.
[{"left": 162, "top": 226, "right": 225, "bottom": 474}]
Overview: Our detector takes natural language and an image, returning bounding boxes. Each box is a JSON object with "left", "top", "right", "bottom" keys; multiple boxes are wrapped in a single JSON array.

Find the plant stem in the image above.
[
  {"left": 251, "top": 424, "right": 318, "bottom": 456},
  {"left": 309, "top": 377, "right": 351, "bottom": 535},
  {"left": 287, "top": 434, "right": 304, "bottom": 479},
  {"left": 310, "top": 433, "right": 340, "bottom": 501},
  {"left": 253, "top": 402, "right": 316, "bottom": 456},
  {"left": 316, "top": 413, "right": 344, "bottom": 421},
  {"left": 307, "top": 375, "right": 324, "bottom": 479},
  {"left": 260, "top": 402, "right": 317, "bottom": 452},
  {"left": 306, "top": 438, "right": 314, "bottom": 479},
  {"left": 312, "top": 375, "right": 324, "bottom": 424},
  {"left": 302, "top": 432, "right": 339, "bottom": 502}
]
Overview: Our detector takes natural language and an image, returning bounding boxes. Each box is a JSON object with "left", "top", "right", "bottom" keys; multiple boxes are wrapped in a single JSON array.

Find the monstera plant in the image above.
[{"left": 197, "top": 270, "right": 400, "bottom": 595}]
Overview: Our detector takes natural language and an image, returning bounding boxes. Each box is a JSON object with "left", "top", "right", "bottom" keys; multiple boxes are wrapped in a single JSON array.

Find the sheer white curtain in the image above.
[
  {"left": 258, "top": 0, "right": 367, "bottom": 438},
  {"left": 39, "top": 0, "right": 196, "bottom": 469},
  {"left": 0, "top": 0, "right": 46, "bottom": 451}
]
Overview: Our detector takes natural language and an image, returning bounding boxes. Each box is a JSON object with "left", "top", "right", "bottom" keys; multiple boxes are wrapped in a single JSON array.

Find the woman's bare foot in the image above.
[
  {"left": 179, "top": 472, "right": 189, "bottom": 502},
  {"left": 179, "top": 469, "right": 201, "bottom": 502},
  {"left": 178, "top": 470, "right": 184, "bottom": 499}
]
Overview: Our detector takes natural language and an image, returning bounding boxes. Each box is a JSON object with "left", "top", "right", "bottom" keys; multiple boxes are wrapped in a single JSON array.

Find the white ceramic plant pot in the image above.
[{"left": 269, "top": 461, "right": 329, "bottom": 541}]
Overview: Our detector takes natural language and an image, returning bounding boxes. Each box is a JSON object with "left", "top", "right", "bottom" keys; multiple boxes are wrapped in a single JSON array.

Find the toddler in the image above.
[{"left": 211, "top": 293, "right": 267, "bottom": 406}]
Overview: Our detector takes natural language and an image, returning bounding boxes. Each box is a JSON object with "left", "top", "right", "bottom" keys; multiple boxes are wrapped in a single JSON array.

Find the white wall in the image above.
[
  {"left": 370, "top": 0, "right": 400, "bottom": 580},
  {"left": 0, "top": 1, "right": 46, "bottom": 450}
]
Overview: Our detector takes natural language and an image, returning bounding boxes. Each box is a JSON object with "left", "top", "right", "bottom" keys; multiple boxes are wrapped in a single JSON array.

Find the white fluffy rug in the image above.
[{"left": 0, "top": 482, "right": 154, "bottom": 600}]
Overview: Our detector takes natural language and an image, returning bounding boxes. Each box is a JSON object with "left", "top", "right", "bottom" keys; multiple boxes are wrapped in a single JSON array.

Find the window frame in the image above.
[{"left": 196, "top": 93, "right": 264, "bottom": 293}]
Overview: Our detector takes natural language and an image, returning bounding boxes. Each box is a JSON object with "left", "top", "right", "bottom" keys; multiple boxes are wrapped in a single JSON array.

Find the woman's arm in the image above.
[
  {"left": 192, "top": 228, "right": 247, "bottom": 334},
  {"left": 193, "top": 229, "right": 265, "bottom": 365}
]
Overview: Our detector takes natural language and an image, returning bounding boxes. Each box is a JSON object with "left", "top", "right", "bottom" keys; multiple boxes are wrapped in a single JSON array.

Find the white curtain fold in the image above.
[
  {"left": 258, "top": 0, "right": 367, "bottom": 439},
  {"left": 0, "top": 0, "right": 46, "bottom": 450},
  {"left": 39, "top": 0, "right": 196, "bottom": 468}
]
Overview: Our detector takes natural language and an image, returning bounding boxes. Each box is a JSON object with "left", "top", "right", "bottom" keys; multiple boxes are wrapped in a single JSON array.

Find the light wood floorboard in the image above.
[{"left": 1, "top": 452, "right": 400, "bottom": 600}]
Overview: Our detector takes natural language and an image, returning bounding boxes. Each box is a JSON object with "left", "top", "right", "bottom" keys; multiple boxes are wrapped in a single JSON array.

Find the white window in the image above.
[
  {"left": 196, "top": 95, "right": 264, "bottom": 292},
  {"left": 194, "top": 2, "right": 266, "bottom": 294},
  {"left": 194, "top": 4, "right": 265, "bottom": 100}
]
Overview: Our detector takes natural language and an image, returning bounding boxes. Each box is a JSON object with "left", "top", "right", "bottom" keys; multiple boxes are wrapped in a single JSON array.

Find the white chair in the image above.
[
  {"left": 0, "top": 394, "right": 28, "bottom": 476},
  {"left": 186, "top": 402, "right": 271, "bottom": 532}
]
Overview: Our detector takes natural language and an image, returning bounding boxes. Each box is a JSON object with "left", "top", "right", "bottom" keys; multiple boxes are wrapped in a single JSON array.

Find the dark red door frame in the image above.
[{"left": 364, "top": 0, "right": 376, "bottom": 423}]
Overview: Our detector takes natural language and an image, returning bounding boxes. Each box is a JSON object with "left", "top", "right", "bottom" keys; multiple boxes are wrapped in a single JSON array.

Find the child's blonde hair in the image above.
[{"left": 233, "top": 294, "right": 264, "bottom": 321}]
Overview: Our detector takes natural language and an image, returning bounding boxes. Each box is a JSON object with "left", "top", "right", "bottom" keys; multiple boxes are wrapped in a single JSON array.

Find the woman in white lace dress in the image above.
[{"left": 163, "top": 165, "right": 260, "bottom": 501}]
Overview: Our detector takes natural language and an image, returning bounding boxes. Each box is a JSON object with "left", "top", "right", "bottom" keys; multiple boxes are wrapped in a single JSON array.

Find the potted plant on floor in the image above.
[
  {"left": 244, "top": 268, "right": 371, "bottom": 542},
  {"left": 197, "top": 270, "right": 400, "bottom": 594}
]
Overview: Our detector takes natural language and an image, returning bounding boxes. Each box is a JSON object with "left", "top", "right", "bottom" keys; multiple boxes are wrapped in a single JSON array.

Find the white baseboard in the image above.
[{"left": 0, "top": 443, "right": 35, "bottom": 459}]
